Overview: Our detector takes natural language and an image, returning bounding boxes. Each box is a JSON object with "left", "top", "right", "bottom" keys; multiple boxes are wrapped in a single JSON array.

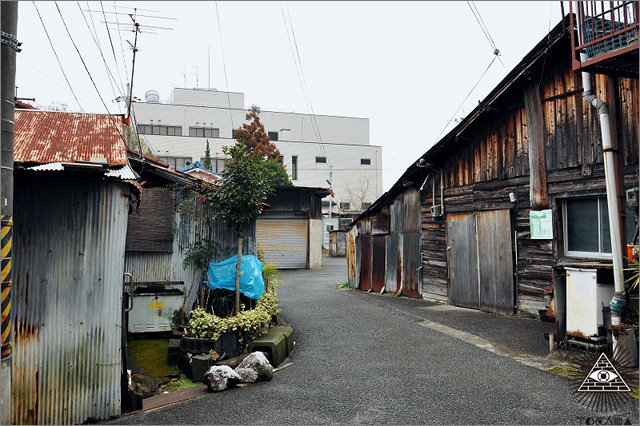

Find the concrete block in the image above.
[
  {"left": 271, "top": 325, "right": 294, "bottom": 356},
  {"left": 248, "top": 331, "right": 287, "bottom": 367},
  {"left": 191, "top": 354, "right": 218, "bottom": 383}
]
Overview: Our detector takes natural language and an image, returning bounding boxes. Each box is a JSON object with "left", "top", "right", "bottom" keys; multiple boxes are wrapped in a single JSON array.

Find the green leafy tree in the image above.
[
  {"left": 264, "top": 160, "right": 293, "bottom": 187},
  {"left": 203, "top": 140, "right": 213, "bottom": 170},
  {"left": 211, "top": 144, "right": 274, "bottom": 315}
]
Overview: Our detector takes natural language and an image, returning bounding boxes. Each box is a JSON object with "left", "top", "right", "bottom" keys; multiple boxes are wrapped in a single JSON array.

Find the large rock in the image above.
[
  {"left": 205, "top": 365, "right": 241, "bottom": 392},
  {"left": 234, "top": 351, "right": 273, "bottom": 383}
]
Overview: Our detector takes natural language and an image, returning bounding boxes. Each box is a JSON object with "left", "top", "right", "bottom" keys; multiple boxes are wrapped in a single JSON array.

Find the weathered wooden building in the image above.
[{"left": 348, "top": 16, "right": 638, "bottom": 325}]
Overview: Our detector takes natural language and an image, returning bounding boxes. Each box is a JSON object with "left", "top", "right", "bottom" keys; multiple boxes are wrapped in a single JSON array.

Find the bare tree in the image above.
[{"left": 342, "top": 176, "right": 372, "bottom": 210}]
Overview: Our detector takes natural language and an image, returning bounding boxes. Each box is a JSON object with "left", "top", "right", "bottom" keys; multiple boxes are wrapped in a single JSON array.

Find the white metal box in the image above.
[
  {"left": 128, "top": 290, "right": 184, "bottom": 333},
  {"left": 566, "top": 267, "right": 615, "bottom": 339}
]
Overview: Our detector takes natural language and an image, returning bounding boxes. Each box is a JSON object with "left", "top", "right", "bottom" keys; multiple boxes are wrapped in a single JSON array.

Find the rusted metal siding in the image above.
[
  {"left": 359, "top": 234, "right": 372, "bottom": 291},
  {"left": 346, "top": 227, "right": 358, "bottom": 288},
  {"left": 14, "top": 110, "right": 127, "bottom": 166},
  {"left": 13, "top": 179, "right": 129, "bottom": 424},
  {"left": 125, "top": 193, "right": 256, "bottom": 314},
  {"left": 371, "top": 235, "right": 386, "bottom": 292}
]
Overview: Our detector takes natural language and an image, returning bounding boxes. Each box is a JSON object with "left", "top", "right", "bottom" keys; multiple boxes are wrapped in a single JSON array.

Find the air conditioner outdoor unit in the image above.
[{"left": 430, "top": 204, "right": 443, "bottom": 217}]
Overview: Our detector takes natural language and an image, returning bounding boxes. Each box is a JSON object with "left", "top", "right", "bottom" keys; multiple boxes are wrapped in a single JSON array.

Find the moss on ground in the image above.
[
  {"left": 156, "top": 375, "right": 201, "bottom": 395},
  {"left": 127, "top": 339, "right": 180, "bottom": 380},
  {"left": 546, "top": 366, "right": 578, "bottom": 379}
]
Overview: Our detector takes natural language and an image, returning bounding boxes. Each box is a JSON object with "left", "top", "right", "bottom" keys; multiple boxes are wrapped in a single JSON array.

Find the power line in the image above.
[
  {"left": 76, "top": 1, "right": 123, "bottom": 112},
  {"left": 286, "top": 3, "right": 328, "bottom": 160},
  {"left": 33, "top": 1, "right": 84, "bottom": 112},
  {"left": 54, "top": 1, "right": 127, "bottom": 143},
  {"left": 433, "top": 54, "right": 498, "bottom": 143},
  {"left": 280, "top": 2, "right": 330, "bottom": 165},
  {"left": 214, "top": 1, "right": 235, "bottom": 131},
  {"left": 113, "top": 1, "right": 130, "bottom": 81},
  {"left": 467, "top": 1, "right": 504, "bottom": 68},
  {"left": 100, "top": 1, "right": 127, "bottom": 95}
]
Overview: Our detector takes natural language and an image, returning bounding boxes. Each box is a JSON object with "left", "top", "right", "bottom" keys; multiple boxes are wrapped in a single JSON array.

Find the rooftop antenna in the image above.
[
  {"left": 100, "top": 6, "right": 174, "bottom": 124},
  {"left": 194, "top": 66, "right": 199, "bottom": 89},
  {"left": 208, "top": 45, "right": 211, "bottom": 89}
]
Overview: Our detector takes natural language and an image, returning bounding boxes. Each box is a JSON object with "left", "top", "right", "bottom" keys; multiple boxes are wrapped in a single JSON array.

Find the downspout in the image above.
[{"left": 580, "top": 53, "right": 625, "bottom": 336}]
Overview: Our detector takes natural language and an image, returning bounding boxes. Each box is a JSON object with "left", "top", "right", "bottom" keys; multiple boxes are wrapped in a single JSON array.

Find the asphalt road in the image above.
[{"left": 115, "top": 257, "right": 639, "bottom": 424}]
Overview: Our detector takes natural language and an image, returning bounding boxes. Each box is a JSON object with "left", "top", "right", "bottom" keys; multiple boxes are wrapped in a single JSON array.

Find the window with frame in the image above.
[
  {"left": 316, "top": 156, "right": 327, "bottom": 164},
  {"left": 340, "top": 202, "right": 350, "bottom": 210},
  {"left": 268, "top": 131, "right": 279, "bottom": 141},
  {"left": 291, "top": 155, "right": 298, "bottom": 180},
  {"left": 361, "top": 202, "right": 372, "bottom": 209},
  {"left": 189, "top": 126, "right": 220, "bottom": 138},
  {"left": 199, "top": 157, "right": 228, "bottom": 173},
  {"left": 563, "top": 197, "right": 637, "bottom": 258},
  {"left": 138, "top": 124, "right": 182, "bottom": 136},
  {"left": 361, "top": 158, "right": 371, "bottom": 165}
]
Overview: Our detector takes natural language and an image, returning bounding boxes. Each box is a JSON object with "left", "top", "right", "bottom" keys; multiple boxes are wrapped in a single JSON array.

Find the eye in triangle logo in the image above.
[{"left": 578, "top": 353, "right": 630, "bottom": 393}]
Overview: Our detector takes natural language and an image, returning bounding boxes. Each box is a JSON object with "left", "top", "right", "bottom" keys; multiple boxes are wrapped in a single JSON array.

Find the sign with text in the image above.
[{"left": 530, "top": 209, "right": 553, "bottom": 239}]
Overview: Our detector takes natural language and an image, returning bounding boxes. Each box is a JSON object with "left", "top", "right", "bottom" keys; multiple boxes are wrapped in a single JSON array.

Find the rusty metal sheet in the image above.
[
  {"left": 402, "top": 188, "right": 421, "bottom": 233},
  {"left": 371, "top": 235, "right": 386, "bottom": 292},
  {"left": 359, "top": 234, "right": 372, "bottom": 291},
  {"left": 402, "top": 232, "right": 421, "bottom": 298},
  {"left": 14, "top": 110, "right": 128, "bottom": 166},
  {"left": 346, "top": 227, "right": 358, "bottom": 287},
  {"left": 13, "top": 179, "right": 129, "bottom": 424},
  {"left": 384, "top": 233, "right": 399, "bottom": 293}
]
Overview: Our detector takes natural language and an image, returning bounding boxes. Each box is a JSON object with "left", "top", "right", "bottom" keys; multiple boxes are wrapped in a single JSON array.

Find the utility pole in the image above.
[
  {"left": 1, "top": 2, "right": 19, "bottom": 424},
  {"left": 125, "top": 13, "right": 140, "bottom": 123}
]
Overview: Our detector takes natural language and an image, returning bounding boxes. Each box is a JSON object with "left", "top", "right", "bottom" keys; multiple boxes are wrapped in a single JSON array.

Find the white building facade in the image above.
[{"left": 132, "top": 88, "right": 382, "bottom": 212}]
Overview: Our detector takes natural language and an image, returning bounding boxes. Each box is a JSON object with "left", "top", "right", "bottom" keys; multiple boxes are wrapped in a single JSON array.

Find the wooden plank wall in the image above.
[{"left": 420, "top": 60, "right": 639, "bottom": 311}]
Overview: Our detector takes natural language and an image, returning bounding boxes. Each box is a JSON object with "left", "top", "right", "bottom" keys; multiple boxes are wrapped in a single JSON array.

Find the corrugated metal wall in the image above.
[
  {"left": 125, "top": 189, "right": 256, "bottom": 316},
  {"left": 13, "top": 179, "right": 129, "bottom": 424}
]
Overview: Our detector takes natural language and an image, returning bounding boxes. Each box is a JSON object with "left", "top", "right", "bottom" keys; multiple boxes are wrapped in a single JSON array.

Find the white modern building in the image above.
[{"left": 132, "top": 88, "right": 382, "bottom": 212}]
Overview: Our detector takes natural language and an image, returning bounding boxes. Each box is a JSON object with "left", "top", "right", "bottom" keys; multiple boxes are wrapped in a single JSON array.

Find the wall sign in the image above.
[{"left": 530, "top": 209, "right": 553, "bottom": 239}]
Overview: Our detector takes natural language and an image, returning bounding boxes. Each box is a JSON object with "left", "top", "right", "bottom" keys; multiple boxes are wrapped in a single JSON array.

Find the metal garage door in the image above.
[{"left": 257, "top": 217, "right": 308, "bottom": 269}]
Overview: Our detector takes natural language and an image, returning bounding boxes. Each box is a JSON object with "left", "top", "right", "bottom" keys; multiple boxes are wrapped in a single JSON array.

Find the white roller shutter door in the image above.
[{"left": 257, "top": 217, "right": 308, "bottom": 269}]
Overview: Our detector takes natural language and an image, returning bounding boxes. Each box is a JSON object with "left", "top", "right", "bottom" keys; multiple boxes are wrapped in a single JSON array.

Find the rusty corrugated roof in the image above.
[{"left": 14, "top": 110, "right": 128, "bottom": 166}]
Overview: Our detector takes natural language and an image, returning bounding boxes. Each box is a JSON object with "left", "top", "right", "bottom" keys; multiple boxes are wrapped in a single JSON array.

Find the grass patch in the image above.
[
  {"left": 156, "top": 374, "right": 201, "bottom": 395},
  {"left": 127, "top": 339, "right": 180, "bottom": 380},
  {"left": 547, "top": 366, "right": 578, "bottom": 379},
  {"left": 338, "top": 281, "right": 350, "bottom": 289},
  {"left": 631, "top": 389, "right": 639, "bottom": 400}
]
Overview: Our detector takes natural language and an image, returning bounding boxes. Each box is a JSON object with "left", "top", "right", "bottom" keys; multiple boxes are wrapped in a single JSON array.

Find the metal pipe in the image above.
[
  {"left": 580, "top": 53, "right": 625, "bottom": 334},
  {"left": 440, "top": 170, "right": 444, "bottom": 214}
]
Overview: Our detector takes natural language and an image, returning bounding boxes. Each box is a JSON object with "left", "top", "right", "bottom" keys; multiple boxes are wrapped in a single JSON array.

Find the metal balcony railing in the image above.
[{"left": 569, "top": 1, "right": 639, "bottom": 74}]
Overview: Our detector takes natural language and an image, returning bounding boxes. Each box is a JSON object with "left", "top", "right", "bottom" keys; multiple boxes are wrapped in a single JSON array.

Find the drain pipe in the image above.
[{"left": 580, "top": 53, "right": 625, "bottom": 342}]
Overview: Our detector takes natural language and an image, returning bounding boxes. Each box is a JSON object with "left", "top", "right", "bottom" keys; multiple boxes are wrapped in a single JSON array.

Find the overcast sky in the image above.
[{"left": 17, "top": 1, "right": 564, "bottom": 190}]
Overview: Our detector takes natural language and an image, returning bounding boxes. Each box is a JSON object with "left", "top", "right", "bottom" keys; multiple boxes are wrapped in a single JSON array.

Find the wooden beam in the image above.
[{"left": 523, "top": 83, "right": 549, "bottom": 209}]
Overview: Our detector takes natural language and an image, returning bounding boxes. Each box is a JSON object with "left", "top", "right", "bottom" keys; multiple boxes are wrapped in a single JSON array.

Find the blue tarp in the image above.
[{"left": 204, "top": 255, "right": 264, "bottom": 300}]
